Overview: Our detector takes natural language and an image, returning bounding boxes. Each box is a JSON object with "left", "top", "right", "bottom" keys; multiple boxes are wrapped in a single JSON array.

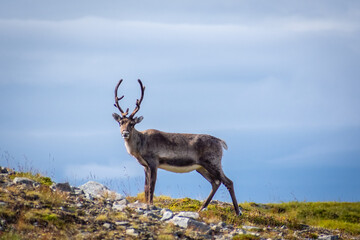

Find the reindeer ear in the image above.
[
  {"left": 134, "top": 116, "right": 144, "bottom": 124},
  {"left": 112, "top": 113, "right": 121, "bottom": 122}
]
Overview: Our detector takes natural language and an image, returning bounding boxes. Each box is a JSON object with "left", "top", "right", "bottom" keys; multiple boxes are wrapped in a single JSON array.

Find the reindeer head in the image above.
[{"left": 112, "top": 79, "right": 145, "bottom": 139}]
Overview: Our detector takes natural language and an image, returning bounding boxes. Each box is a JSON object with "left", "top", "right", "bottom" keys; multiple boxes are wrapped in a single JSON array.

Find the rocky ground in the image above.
[{"left": 0, "top": 167, "right": 356, "bottom": 240}]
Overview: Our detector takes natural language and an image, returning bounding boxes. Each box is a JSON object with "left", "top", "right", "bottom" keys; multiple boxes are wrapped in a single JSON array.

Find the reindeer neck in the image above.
[{"left": 124, "top": 128, "right": 143, "bottom": 156}]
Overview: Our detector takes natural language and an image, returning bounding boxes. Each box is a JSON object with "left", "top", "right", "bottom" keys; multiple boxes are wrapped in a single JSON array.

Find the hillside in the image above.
[{"left": 0, "top": 167, "right": 359, "bottom": 240}]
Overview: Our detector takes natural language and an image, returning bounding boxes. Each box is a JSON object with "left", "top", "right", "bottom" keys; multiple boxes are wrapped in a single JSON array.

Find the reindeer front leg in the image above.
[
  {"left": 144, "top": 167, "right": 150, "bottom": 202},
  {"left": 144, "top": 164, "right": 157, "bottom": 205},
  {"left": 148, "top": 165, "right": 157, "bottom": 205}
]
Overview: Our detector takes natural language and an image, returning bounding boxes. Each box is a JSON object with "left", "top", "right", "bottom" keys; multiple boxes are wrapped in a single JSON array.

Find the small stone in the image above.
[
  {"left": 177, "top": 211, "right": 199, "bottom": 219},
  {"left": 160, "top": 210, "right": 173, "bottom": 221},
  {"left": 318, "top": 235, "right": 339, "bottom": 240},
  {"left": 115, "top": 221, "right": 130, "bottom": 226},
  {"left": 103, "top": 223, "right": 111, "bottom": 229},
  {"left": 126, "top": 228, "right": 139, "bottom": 237}
]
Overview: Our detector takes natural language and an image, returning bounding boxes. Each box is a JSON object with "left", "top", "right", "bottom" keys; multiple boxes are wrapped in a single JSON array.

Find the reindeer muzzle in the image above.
[{"left": 121, "top": 130, "right": 130, "bottom": 139}]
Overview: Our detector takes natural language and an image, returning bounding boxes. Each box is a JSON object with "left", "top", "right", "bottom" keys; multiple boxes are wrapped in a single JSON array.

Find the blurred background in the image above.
[{"left": 1, "top": 0, "right": 359, "bottom": 203}]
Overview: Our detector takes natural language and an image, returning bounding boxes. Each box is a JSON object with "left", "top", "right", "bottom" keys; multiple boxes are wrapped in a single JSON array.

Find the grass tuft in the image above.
[{"left": 232, "top": 234, "right": 260, "bottom": 240}]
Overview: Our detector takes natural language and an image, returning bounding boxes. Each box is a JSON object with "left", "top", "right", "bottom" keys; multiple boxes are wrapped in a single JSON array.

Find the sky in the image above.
[{"left": 1, "top": 0, "right": 360, "bottom": 203}]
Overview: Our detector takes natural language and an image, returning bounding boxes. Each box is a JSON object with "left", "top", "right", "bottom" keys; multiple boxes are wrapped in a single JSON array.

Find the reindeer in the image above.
[{"left": 112, "top": 79, "right": 241, "bottom": 215}]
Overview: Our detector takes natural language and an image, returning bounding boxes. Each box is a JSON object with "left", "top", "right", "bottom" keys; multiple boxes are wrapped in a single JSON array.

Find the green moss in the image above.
[
  {"left": 0, "top": 206, "right": 17, "bottom": 224},
  {"left": 0, "top": 231, "right": 22, "bottom": 240},
  {"left": 166, "top": 197, "right": 202, "bottom": 212},
  {"left": 23, "top": 208, "right": 66, "bottom": 229},
  {"left": 266, "top": 202, "right": 360, "bottom": 235},
  {"left": 232, "top": 234, "right": 260, "bottom": 240}
]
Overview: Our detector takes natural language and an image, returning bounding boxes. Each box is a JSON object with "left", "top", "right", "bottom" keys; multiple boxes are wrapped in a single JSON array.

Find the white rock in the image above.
[
  {"left": 169, "top": 216, "right": 190, "bottom": 228},
  {"left": 103, "top": 223, "right": 111, "bottom": 229},
  {"left": 115, "top": 221, "right": 129, "bottom": 226},
  {"left": 177, "top": 211, "right": 199, "bottom": 219},
  {"left": 160, "top": 210, "right": 173, "bottom": 221},
  {"left": 126, "top": 228, "right": 139, "bottom": 237},
  {"left": 79, "top": 181, "right": 109, "bottom": 199},
  {"left": 318, "top": 235, "right": 339, "bottom": 240},
  {"left": 78, "top": 181, "right": 124, "bottom": 200}
]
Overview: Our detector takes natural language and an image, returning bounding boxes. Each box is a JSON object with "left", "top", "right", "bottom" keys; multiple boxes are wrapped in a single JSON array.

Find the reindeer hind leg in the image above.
[
  {"left": 221, "top": 174, "right": 241, "bottom": 216},
  {"left": 196, "top": 167, "right": 221, "bottom": 212},
  {"left": 201, "top": 162, "right": 241, "bottom": 216}
]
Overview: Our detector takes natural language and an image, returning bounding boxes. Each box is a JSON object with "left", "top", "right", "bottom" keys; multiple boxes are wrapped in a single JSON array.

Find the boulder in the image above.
[
  {"left": 169, "top": 216, "right": 190, "bottom": 228},
  {"left": 52, "top": 182, "right": 72, "bottom": 192},
  {"left": 13, "top": 177, "right": 39, "bottom": 187},
  {"left": 78, "top": 181, "right": 124, "bottom": 200}
]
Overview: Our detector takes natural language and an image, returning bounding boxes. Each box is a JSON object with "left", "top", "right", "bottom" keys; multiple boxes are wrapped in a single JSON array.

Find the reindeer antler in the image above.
[
  {"left": 114, "top": 79, "right": 129, "bottom": 118},
  {"left": 129, "top": 79, "right": 145, "bottom": 119}
]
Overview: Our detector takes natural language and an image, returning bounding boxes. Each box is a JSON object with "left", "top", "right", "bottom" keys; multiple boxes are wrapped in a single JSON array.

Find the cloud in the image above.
[
  {"left": 270, "top": 142, "right": 360, "bottom": 167},
  {"left": 1, "top": 16, "right": 357, "bottom": 44}
]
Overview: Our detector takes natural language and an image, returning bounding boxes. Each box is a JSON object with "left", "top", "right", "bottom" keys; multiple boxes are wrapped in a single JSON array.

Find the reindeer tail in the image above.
[{"left": 219, "top": 139, "right": 228, "bottom": 150}]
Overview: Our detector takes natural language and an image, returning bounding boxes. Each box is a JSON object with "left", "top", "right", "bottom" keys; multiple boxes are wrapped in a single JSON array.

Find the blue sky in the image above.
[{"left": 1, "top": 0, "right": 360, "bottom": 203}]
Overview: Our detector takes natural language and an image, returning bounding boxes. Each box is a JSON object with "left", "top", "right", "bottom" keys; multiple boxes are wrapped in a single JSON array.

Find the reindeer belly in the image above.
[{"left": 158, "top": 157, "right": 201, "bottom": 173}]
